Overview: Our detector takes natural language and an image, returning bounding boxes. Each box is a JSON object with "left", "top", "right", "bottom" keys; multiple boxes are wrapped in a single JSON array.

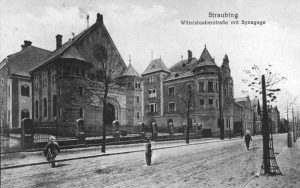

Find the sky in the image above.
[{"left": 1, "top": 0, "right": 300, "bottom": 113}]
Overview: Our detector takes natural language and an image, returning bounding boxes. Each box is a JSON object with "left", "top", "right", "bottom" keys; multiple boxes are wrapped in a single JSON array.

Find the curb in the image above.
[{"left": 1, "top": 137, "right": 239, "bottom": 170}]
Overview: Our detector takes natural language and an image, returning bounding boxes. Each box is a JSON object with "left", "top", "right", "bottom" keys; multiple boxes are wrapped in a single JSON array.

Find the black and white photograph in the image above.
[{"left": 0, "top": 0, "right": 300, "bottom": 187}]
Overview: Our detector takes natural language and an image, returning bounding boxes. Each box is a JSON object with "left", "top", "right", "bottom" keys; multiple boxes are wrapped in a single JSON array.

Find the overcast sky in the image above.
[{"left": 1, "top": 0, "right": 299, "bottom": 113}]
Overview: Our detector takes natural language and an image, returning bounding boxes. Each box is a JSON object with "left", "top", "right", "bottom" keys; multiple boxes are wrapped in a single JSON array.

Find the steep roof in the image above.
[
  {"left": 31, "top": 23, "right": 95, "bottom": 72},
  {"left": 142, "top": 58, "right": 169, "bottom": 76},
  {"left": 169, "top": 58, "right": 198, "bottom": 72},
  {"left": 4, "top": 46, "right": 51, "bottom": 77},
  {"left": 197, "top": 46, "right": 218, "bottom": 67},
  {"left": 165, "top": 58, "right": 198, "bottom": 81},
  {"left": 122, "top": 63, "right": 140, "bottom": 77}
]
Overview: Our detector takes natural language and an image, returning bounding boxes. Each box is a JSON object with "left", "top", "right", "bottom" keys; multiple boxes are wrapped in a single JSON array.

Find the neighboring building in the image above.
[
  {"left": 142, "top": 46, "right": 234, "bottom": 137},
  {"left": 0, "top": 41, "right": 51, "bottom": 129},
  {"left": 251, "top": 99, "right": 262, "bottom": 135},
  {"left": 233, "top": 96, "right": 255, "bottom": 135},
  {"left": 269, "top": 106, "right": 280, "bottom": 134},
  {"left": 30, "top": 13, "right": 142, "bottom": 132}
]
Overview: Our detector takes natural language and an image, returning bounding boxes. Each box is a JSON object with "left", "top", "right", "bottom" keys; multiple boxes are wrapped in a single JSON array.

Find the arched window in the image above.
[
  {"left": 43, "top": 98, "right": 47, "bottom": 117},
  {"left": 35, "top": 101, "right": 39, "bottom": 119},
  {"left": 53, "top": 95, "right": 57, "bottom": 117},
  {"left": 21, "top": 109, "right": 30, "bottom": 120}
]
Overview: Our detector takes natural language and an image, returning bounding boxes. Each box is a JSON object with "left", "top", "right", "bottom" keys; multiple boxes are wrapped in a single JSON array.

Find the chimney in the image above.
[
  {"left": 96, "top": 13, "right": 103, "bottom": 23},
  {"left": 56, "top": 34, "right": 62, "bottom": 49},
  {"left": 187, "top": 50, "right": 192, "bottom": 63},
  {"left": 21, "top": 40, "right": 32, "bottom": 49}
]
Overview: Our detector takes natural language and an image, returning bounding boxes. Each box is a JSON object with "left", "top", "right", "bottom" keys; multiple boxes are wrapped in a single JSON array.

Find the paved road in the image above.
[{"left": 1, "top": 134, "right": 287, "bottom": 188}]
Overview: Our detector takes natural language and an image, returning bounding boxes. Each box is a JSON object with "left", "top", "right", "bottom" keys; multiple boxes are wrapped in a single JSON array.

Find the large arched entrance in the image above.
[{"left": 104, "top": 103, "right": 115, "bottom": 131}]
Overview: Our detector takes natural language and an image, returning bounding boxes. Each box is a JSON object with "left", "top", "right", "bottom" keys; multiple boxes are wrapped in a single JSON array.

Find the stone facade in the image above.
[
  {"left": 0, "top": 41, "right": 51, "bottom": 129},
  {"left": 233, "top": 96, "right": 255, "bottom": 135},
  {"left": 269, "top": 106, "right": 280, "bottom": 134},
  {"left": 142, "top": 47, "right": 234, "bottom": 137},
  {"left": 30, "top": 13, "right": 142, "bottom": 132}
]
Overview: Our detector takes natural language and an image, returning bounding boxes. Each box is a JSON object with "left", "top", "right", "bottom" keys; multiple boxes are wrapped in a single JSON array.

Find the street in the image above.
[{"left": 0, "top": 134, "right": 290, "bottom": 187}]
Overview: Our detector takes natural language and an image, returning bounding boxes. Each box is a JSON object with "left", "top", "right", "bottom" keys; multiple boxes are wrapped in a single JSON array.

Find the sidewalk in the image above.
[
  {"left": 246, "top": 139, "right": 300, "bottom": 188},
  {"left": 1, "top": 137, "right": 239, "bottom": 170}
]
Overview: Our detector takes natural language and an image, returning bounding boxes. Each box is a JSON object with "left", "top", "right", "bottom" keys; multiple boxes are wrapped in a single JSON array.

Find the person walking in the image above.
[
  {"left": 244, "top": 130, "right": 252, "bottom": 151},
  {"left": 43, "top": 136, "right": 60, "bottom": 168}
]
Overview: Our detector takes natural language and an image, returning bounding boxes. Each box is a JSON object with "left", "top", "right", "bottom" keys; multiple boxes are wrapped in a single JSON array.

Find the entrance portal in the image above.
[{"left": 104, "top": 103, "right": 115, "bottom": 132}]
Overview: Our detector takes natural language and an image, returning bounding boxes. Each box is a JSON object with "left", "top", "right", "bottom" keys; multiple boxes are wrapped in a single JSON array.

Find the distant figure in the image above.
[
  {"left": 244, "top": 130, "right": 252, "bottom": 151},
  {"left": 43, "top": 136, "right": 60, "bottom": 168},
  {"left": 145, "top": 138, "right": 152, "bottom": 166}
]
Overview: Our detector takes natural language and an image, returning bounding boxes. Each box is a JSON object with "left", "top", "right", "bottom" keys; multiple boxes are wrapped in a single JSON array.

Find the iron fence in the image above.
[{"left": 33, "top": 121, "right": 77, "bottom": 143}]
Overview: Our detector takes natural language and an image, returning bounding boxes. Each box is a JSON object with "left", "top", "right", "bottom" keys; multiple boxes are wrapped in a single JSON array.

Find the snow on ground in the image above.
[
  {"left": 1, "top": 134, "right": 296, "bottom": 188},
  {"left": 246, "top": 137, "right": 300, "bottom": 188}
]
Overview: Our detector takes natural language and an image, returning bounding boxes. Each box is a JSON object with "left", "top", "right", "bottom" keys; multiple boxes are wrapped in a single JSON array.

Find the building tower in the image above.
[{"left": 142, "top": 58, "right": 170, "bottom": 124}]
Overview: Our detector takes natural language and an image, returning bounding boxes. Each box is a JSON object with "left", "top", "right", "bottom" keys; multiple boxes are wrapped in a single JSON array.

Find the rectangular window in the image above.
[
  {"left": 208, "top": 81, "right": 213, "bottom": 92},
  {"left": 215, "top": 82, "right": 218, "bottom": 92},
  {"left": 200, "top": 99, "right": 204, "bottom": 105},
  {"left": 168, "top": 87, "right": 175, "bottom": 96},
  {"left": 79, "top": 87, "right": 84, "bottom": 96},
  {"left": 149, "top": 76, "right": 155, "bottom": 83},
  {"left": 148, "top": 89, "right": 156, "bottom": 98},
  {"left": 187, "top": 84, "right": 192, "bottom": 92},
  {"left": 135, "top": 82, "right": 141, "bottom": 89},
  {"left": 21, "top": 85, "right": 30, "bottom": 97},
  {"left": 79, "top": 108, "right": 83, "bottom": 117},
  {"left": 209, "top": 99, "right": 213, "bottom": 108},
  {"left": 136, "top": 96, "right": 140, "bottom": 103},
  {"left": 43, "top": 98, "right": 47, "bottom": 117},
  {"left": 168, "top": 102, "right": 175, "bottom": 112},
  {"left": 149, "top": 103, "right": 157, "bottom": 113},
  {"left": 137, "top": 112, "right": 140, "bottom": 119},
  {"left": 199, "top": 82, "right": 204, "bottom": 92}
]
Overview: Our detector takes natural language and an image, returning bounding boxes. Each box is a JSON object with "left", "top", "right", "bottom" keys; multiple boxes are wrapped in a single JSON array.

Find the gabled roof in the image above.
[
  {"left": 122, "top": 63, "right": 140, "bottom": 77},
  {"left": 31, "top": 23, "right": 96, "bottom": 72},
  {"left": 142, "top": 58, "right": 169, "bottom": 76},
  {"left": 197, "top": 46, "right": 217, "bottom": 67},
  {"left": 4, "top": 46, "right": 51, "bottom": 77}
]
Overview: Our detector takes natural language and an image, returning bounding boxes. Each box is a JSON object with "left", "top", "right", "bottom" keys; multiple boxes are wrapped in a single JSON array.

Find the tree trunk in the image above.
[
  {"left": 262, "top": 75, "right": 270, "bottom": 174},
  {"left": 101, "top": 85, "right": 109, "bottom": 153},
  {"left": 186, "top": 110, "right": 190, "bottom": 144}
]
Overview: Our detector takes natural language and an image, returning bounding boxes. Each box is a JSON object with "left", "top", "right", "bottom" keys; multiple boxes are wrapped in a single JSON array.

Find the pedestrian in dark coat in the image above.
[
  {"left": 44, "top": 136, "right": 60, "bottom": 167},
  {"left": 244, "top": 130, "right": 252, "bottom": 151},
  {"left": 145, "top": 139, "right": 152, "bottom": 166}
]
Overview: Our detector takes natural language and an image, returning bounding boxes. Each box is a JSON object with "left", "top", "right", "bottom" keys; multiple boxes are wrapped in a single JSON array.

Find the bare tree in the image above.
[
  {"left": 242, "top": 64, "right": 285, "bottom": 103},
  {"left": 242, "top": 64, "right": 285, "bottom": 175},
  {"left": 280, "top": 92, "right": 298, "bottom": 143},
  {"left": 85, "top": 39, "right": 125, "bottom": 153},
  {"left": 179, "top": 84, "right": 194, "bottom": 144}
]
